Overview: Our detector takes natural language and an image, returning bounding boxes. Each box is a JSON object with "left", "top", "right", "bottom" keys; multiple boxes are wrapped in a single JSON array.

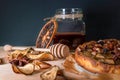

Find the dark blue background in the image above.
[{"left": 0, "top": 0, "right": 120, "bottom": 46}]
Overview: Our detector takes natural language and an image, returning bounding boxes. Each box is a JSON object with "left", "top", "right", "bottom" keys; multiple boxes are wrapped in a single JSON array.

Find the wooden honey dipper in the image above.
[{"left": 4, "top": 44, "right": 70, "bottom": 59}]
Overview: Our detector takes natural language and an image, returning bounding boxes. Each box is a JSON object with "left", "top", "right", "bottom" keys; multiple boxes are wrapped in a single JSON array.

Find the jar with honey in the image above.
[{"left": 44, "top": 8, "right": 86, "bottom": 50}]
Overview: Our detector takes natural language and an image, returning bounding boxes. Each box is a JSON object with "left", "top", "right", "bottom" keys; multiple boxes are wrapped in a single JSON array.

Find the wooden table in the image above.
[{"left": 0, "top": 47, "right": 120, "bottom": 80}]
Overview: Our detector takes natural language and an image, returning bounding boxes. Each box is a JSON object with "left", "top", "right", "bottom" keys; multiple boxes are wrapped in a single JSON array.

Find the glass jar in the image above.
[{"left": 45, "top": 8, "right": 86, "bottom": 50}]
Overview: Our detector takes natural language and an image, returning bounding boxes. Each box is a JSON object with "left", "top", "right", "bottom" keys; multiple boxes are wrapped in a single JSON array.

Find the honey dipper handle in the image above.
[
  {"left": 33, "top": 48, "right": 50, "bottom": 52},
  {"left": 4, "top": 44, "right": 50, "bottom": 52},
  {"left": 12, "top": 47, "right": 50, "bottom": 52}
]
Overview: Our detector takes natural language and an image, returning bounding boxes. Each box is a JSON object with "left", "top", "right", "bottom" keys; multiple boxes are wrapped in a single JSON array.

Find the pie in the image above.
[{"left": 75, "top": 39, "right": 120, "bottom": 74}]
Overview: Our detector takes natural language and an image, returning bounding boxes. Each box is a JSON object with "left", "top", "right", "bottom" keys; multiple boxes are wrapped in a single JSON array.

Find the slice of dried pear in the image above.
[
  {"left": 33, "top": 60, "right": 51, "bottom": 70},
  {"left": 27, "top": 52, "right": 54, "bottom": 61},
  {"left": 12, "top": 64, "right": 21, "bottom": 73},
  {"left": 36, "top": 19, "right": 58, "bottom": 48},
  {"left": 17, "top": 63, "right": 34, "bottom": 75},
  {"left": 40, "top": 66, "right": 59, "bottom": 80}
]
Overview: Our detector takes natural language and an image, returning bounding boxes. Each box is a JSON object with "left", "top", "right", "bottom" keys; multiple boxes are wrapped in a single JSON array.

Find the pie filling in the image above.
[{"left": 78, "top": 39, "right": 120, "bottom": 65}]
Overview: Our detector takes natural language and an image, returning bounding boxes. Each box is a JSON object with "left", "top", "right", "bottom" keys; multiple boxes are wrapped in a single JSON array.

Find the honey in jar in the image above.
[{"left": 52, "top": 8, "right": 86, "bottom": 50}]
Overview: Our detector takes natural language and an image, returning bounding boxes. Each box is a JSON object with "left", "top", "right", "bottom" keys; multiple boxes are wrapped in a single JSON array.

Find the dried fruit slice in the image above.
[
  {"left": 40, "top": 66, "right": 59, "bottom": 80},
  {"left": 12, "top": 64, "right": 21, "bottom": 73},
  {"left": 27, "top": 52, "right": 54, "bottom": 61},
  {"left": 36, "top": 19, "right": 58, "bottom": 48},
  {"left": 17, "top": 63, "right": 34, "bottom": 75},
  {"left": 33, "top": 60, "right": 51, "bottom": 70}
]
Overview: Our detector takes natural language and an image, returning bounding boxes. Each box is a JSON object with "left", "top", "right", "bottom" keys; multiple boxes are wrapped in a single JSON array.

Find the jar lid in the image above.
[
  {"left": 54, "top": 8, "right": 83, "bottom": 19},
  {"left": 55, "top": 8, "right": 82, "bottom": 14}
]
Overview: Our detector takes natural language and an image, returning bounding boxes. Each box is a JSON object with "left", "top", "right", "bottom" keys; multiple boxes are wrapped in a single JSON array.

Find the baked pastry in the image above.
[
  {"left": 75, "top": 39, "right": 120, "bottom": 74},
  {"left": 36, "top": 19, "right": 58, "bottom": 48}
]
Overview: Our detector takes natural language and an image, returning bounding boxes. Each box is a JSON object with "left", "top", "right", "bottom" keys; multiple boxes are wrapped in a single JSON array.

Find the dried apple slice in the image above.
[
  {"left": 36, "top": 19, "right": 58, "bottom": 48},
  {"left": 17, "top": 63, "right": 34, "bottom": 75},
  {"left": 27, "top": 52, "right": 54, "bottom": 61}
]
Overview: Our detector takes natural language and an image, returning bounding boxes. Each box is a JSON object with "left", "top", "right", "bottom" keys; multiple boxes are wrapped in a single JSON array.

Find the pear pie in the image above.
[{"left": 75, "top": 39, "right": 120, "bottom": 74}]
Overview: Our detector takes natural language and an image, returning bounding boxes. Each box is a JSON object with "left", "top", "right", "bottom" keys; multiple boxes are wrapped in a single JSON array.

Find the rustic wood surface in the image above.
[{"left": 0, "top": 47, "right": 120, "bottom": 80}]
